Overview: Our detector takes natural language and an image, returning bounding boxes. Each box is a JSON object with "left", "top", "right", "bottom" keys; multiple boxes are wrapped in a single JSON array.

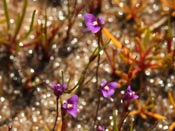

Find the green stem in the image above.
[
  {"left": 61, "top": 71, "right": 64, "bottom": 84},
  {"left": 129, "top": 121, "right": 133, "bottom": 131},
  {"left": 66, "top": 50, "right": 96, "bottom": 93},
  {"left": 44, "top": 7, "right": 48, "bottom": 47},
  {"left": 66, "top": 40, "right": 111, "bottom": 94}
]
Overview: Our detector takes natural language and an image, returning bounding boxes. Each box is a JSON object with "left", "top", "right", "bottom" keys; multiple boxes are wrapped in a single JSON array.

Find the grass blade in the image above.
[
  {"left": 13, "top": 0, "right": 28, "bottom": 41},
  {"left": 3, "top": 0, "right": 10, "bottom": 30},
  {"left": 113, "top": 110, "right": 118, "bottom": 131},
  {"left": 17, "top": 10, "right": 36, "bottom": 43}
]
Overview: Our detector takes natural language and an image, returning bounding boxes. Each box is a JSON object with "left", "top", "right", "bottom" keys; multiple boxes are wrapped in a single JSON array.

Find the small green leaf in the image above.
[{"left": 144, "top": 29, "right": 150, "bottom": 46}]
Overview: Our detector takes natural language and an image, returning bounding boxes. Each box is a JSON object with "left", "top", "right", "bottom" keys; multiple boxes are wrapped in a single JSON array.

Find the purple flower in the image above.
[
  {"left": 122, "top": 85, "right": 139, "bottom": 102},
  {"left": 97, "top": 125, "right": 105, "bottom": 131},
  {"left": 100, "top": 80, "right": 118, "bottom": 98},
  {"left": 62, "top": 95, "right": 78, "bottom": 118},
  {"left": 84, "top": 13, "right": 104, "bottom": 33},
  {"left": 51, "top": 82, "right": 67, "bottom": 98}
]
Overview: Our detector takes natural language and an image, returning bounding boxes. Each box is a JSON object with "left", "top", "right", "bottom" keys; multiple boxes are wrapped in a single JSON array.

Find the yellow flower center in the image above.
[
  {"left": 93, "top": 20, "right": 98, "bottom": 26},
  {"left": 104, "top": 85, "right": 109, "bottom": 91},
  {"left": 67, "top": 103, "right": 73, "bottom": 109}
]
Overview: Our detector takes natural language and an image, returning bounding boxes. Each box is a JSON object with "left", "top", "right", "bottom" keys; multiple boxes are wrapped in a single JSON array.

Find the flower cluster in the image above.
[
  {"left": 83, "top": 13, "right": 139, "bottom": 102},
  {"left": 100, "top": 80, "right": 138, "bottom": 103},
  {"left": 51, "top": 82, "right": 78, "bottom": 117},
  {"left": 50, "top": 12, "right": 139, "bottom": 122}
]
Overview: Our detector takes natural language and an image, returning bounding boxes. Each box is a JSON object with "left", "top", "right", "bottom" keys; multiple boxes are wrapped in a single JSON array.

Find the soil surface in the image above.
[{"left": 0, "top": 0, "right": 175, "bottom": 131}]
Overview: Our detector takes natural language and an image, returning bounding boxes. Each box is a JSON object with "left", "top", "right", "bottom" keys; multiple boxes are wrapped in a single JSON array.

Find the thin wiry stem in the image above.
[
  {"left": 145, "top": 121, "right": 158, "bottom": 131},
  {"left": 118, "top": 112, "right": 129, "bottom": 131},
  {"left": 93, "top": 32, "right": 101, "bottom": 130},
  {"left": 93, "top": 54, "right": 101, "bottom": 130},
  {"left": 61, "top": 71, "right": 64, "bottom": 84},
  {"left": 61, "top": 99, "right": 66, "bottom": 131},
  {"left": 66, "top": 39, "right": 110, "bottom": 94},
  {"left": 52, "top": 97, "right": 59, "bottom": 131},
  {"left": 66, "top": 47, "right": 98, "bottom": 93}
]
